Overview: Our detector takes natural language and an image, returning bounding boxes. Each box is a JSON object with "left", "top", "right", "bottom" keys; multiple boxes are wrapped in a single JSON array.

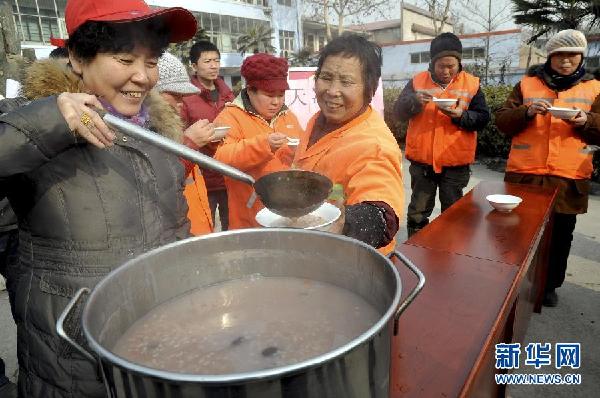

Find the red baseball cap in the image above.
[
  {"left": 65, "top": 0, "right": 197, "bottom": 43},
  {"left": 49, "top": 36, "right": 66, "bottom": 47}
]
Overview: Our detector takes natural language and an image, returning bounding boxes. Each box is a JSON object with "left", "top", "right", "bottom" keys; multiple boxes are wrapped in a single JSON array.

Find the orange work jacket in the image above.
[
  {"left": 184, "top": 165, "right": 213, "bottom": 235},
  {"left": 506, "top": 76, "right": 600, "bottom": 179},
  {"left": 295, "top": 107, "right": 404, "bottom": 255},
  {"left": 405, "top": 70, "right": 480, "bottom": 173},
  {"left": 214, "top": 100, "right": 302, "bottom": 229}
]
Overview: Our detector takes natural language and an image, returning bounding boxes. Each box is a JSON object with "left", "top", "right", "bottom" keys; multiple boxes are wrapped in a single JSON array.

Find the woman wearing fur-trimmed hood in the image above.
[{"left": 0, "top": 0, "right": 204, "bottom": 396}]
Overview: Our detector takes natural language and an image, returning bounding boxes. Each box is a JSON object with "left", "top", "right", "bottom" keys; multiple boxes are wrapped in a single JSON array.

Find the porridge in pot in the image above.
[{"left": 113, "top": 275, "right": 380, "bottom": 374}]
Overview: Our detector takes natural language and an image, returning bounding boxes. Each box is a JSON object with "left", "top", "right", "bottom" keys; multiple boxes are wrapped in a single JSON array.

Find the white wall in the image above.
[
  {"left": 272, "top": 0, "right": 302, "bottom": 54},
  {"left": 148, "top": 0, "right": 268, "bottom": 20},
  {"left": 402, "top": 9, "right": 454, "bottom": 41}
]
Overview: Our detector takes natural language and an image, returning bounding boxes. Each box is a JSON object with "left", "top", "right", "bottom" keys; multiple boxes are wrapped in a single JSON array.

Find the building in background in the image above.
[
  {"left": 347, "top": 3, "right": 455, "bottom": 45},
  {"left": 1, "top": 0, "right": 304, "bottom": 86},
  {"left": 2, "top": 0, "right": 67, "bottom": 58},
  {"left": 381, "top": 29, "right": 546, "bottom": 88}
]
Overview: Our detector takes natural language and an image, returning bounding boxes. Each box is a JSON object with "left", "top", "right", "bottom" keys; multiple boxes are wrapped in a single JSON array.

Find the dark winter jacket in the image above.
[
  {"left": 0, "top": 59, "right": 190, "bottom": 397},
  {"left": 0, "top": 97, "right": 28, "bottom": 233}
]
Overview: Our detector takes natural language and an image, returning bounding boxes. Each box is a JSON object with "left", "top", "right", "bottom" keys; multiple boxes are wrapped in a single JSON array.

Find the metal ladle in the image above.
[{"left": 103, "top": 114, "right": 332, "bottom": 218}]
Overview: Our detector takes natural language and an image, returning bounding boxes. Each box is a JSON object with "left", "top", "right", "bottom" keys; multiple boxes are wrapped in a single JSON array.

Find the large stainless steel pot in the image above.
[{"left": 57, "top": 229, "right": 424, "bottom": 398}]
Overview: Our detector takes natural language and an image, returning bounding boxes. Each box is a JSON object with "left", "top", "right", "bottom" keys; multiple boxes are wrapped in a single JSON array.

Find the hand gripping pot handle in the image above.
[
  {"left": 56, "top": 287, "right": 97, "bottom": 364},
  {"left": 389, "top": 251, "right": 426, "bottom": 335}
]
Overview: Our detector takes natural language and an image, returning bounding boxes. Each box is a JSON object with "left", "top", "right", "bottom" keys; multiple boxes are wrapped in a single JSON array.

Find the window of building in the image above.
[
  {"left": 410, "top": 51, "right": 431, "bottom": 64},
  {"left": 277, "top": 0, "right": 292, "bottom": 6},
  {"left": 196, "top": 12, "right": 270, "bottom": 53},
  {"left": 244, "top": 0, "right": 269, "bottom": 5},
  {"left": 10, "top": 0, "right": 67, "bottom": 43},
  {"left": 586, "top": 56, "right": 600, "bottom": 68},
  {"left": 279, "top": 30, "right": 295, "bottom": 57},
  {"left": 462, "top": 47, "right": 486, "bottom": 60},
  {"left": 318, "top": 36, "right": 325, "bottom": 51},
  {"left": 306, "top": 34, "right": 315, "bottom": 52}
]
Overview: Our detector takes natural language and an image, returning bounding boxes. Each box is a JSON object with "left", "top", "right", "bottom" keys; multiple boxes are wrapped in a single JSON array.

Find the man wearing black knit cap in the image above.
[{"left": 394, "top": 32, "right": 490, "bottom": 237}]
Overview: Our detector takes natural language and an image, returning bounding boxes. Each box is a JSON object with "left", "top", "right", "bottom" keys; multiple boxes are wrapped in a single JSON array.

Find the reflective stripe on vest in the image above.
[
  {"left": 405, "top": 70, "right": 480, "bottom": 173},
  {"left": 506, "top": 76, "right": 600, "bottom": 179}
]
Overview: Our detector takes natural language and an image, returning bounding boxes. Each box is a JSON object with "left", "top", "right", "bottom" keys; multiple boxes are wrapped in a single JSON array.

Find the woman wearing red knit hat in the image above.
[{"left": 214, "top": 53, "right": 302, "bottom": 229}]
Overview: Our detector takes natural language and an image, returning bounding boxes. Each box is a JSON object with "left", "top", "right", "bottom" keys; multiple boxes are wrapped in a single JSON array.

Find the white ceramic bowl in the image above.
[
  {"left": 255, "top": 202, "right": 341, "bottom": 231},
  {"left": 486, "top": 194, "right": 523, "bottom": 213},
  {"left": 211, "top": 126, "right": 231, "bottom": 142},
  {"left": 548, "top": 107, "right": 579, "bottom": 120},
  {"left": 433, "top": 98, "right": 458, "bottom": 109},
  {"left": 286, "top": 137, "right": 300, "bottom": 147}
]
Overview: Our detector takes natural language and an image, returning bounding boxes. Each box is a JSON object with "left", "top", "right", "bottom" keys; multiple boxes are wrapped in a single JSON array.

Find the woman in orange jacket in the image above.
[
  {"left": 495, "top": 29, "right": 600, "bottom": 307},
  {"left": 156, "top": 52, "right": 214, "bottom": 235},
  {"left": 294, "top": 34, "right": 404, "bottom": 254},
  {"left": 214, "top": 53, "right": 302, "bottom": 229}
]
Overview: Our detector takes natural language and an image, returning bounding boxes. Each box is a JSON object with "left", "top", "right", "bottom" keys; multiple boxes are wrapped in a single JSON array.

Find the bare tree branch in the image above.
[
  {"left": 305, "top": 0, "right": 389, "bottom": 38},
  {"left": 418, "top": 0, "right": 454, "bottom": 35}
]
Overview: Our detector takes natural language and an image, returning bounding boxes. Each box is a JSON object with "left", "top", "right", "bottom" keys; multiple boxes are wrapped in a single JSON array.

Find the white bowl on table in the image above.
[
  {"left": 548, "top": 107, "right": 579, "bottom": 120},
  {"left": 433, "top": 98, "right": 458, "bottom": 110},
  {"left": 255, "top": 202, "right": 341, "bottom": 232},
  {"left": 211, "top": 126, "right": 231, "bottom": 142},
  {"left": 486, "top": 194, "right": 523, "bottom": 213}
]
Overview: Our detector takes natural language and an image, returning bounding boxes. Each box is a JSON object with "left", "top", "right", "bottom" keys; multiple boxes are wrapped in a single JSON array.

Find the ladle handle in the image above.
[
  {"left": 389, "top": 251, "right": 426, "bottom": 336},
  {"left": 56, "top": 287, "right": 97, "bottom": 364},
  {"left": 103, "top": 114, "right": 256, "bottom": 186}
]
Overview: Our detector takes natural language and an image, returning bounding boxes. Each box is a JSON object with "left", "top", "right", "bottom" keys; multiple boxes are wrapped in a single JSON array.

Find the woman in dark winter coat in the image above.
[
  {"left": 495, "top": 29, "right": 600, "bottom": 308},
  {"left": 0, "top": 0, "right": 200, "bottom": 396}
]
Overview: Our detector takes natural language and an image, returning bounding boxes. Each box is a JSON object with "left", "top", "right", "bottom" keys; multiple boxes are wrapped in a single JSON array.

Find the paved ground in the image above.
[{"left": 1, "top": 160, "right": 598, "bottom": 396}]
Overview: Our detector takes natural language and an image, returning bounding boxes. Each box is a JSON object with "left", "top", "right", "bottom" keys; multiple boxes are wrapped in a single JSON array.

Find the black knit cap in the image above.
[{"left": 430, "top": 32, "right": 462, "bottom": 63}]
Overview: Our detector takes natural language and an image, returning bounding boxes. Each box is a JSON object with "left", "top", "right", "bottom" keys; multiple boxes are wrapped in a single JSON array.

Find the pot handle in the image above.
[
  {"left": 389, "top": 250, "right": 426, "bottom": 335},
  {"left": 56, "top": 287, "right": 97, "bottom": 364}
]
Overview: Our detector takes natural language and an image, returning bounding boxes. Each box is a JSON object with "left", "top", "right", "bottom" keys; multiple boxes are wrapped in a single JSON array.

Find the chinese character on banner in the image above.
[
  {"left": 556, "top": 343, "right": 581, "bottom": 369},
  {"left": 524, "top": 343, "right": 552, "bottom": 369},
  {"left": 495, "top": 343, "right": 521, "bottom": 369},
  {"left": 286, "top": 67, "right": 384, "bottom": 129}
]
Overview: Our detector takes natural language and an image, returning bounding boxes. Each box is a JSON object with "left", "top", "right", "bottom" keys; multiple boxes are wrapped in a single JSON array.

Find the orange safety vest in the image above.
[
  {"left": 405, "top": 70, "right": 480, "bottom": 173},
  {"left": 506, "top": 76, "right": 600, "bottom": 179},
  {"left": 295, "top": 107, "right": 404, "bottom": 255},
  {"left": 183, "top": 165, "right": 213, "bottom": 235},
  {"left": 214, "top": 104, "right": 303, "bottom": 229}
]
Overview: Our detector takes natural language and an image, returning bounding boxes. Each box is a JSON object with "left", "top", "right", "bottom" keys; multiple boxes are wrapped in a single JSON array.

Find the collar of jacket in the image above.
[
  {"left": 527, "top": 63, "right": 598, "bottom": 84},
  {"left": 20, "top": 59, "right": 184, "bottom": 142},
  {"left": 191, "top": 75, "right": 230, "bottom": 100},
  {"left": 228, "top": 88, "right": 289, "bottom": 126}
]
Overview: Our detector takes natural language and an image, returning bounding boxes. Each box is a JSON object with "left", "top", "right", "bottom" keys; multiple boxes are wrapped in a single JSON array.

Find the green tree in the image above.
[
  {"left": 511, "top": 0, "right": 600, "bottom": 41},
  {"left": 237, "top": 25, "right": 275, "bottom": 56}
]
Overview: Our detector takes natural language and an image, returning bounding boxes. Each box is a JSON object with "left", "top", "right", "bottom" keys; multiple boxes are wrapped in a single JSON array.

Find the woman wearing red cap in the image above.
[
  {"left": 214, "top": 53, "right": 302, "bottom": 229},
  {"left": 0, "top": 1, "right": 200, "bottom": 396}
]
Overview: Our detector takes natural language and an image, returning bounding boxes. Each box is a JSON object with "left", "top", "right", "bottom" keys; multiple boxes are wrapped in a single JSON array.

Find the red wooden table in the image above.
[{"left": 390, "top": 181, "right": 556, "bottom": 397}]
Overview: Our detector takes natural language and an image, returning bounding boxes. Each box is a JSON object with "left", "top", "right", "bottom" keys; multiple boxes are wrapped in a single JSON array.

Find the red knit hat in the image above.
[
  {"left": 65, "top": 0, "right": 197, "bottom": 43},
  {"left": 241, "top": 53, "right": 289, "bottom": 92}
]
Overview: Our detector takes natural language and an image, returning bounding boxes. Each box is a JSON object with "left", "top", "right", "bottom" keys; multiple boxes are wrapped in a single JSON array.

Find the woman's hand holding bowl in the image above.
[
  {"left": 566, "top": 109, "right": 587, "bottom": 126},
  {"left": 185, "top": 119, "right": 215, "bottom": 147},
  {"left": 268, "top": 132, "right": 287, "bottom": 153}
]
